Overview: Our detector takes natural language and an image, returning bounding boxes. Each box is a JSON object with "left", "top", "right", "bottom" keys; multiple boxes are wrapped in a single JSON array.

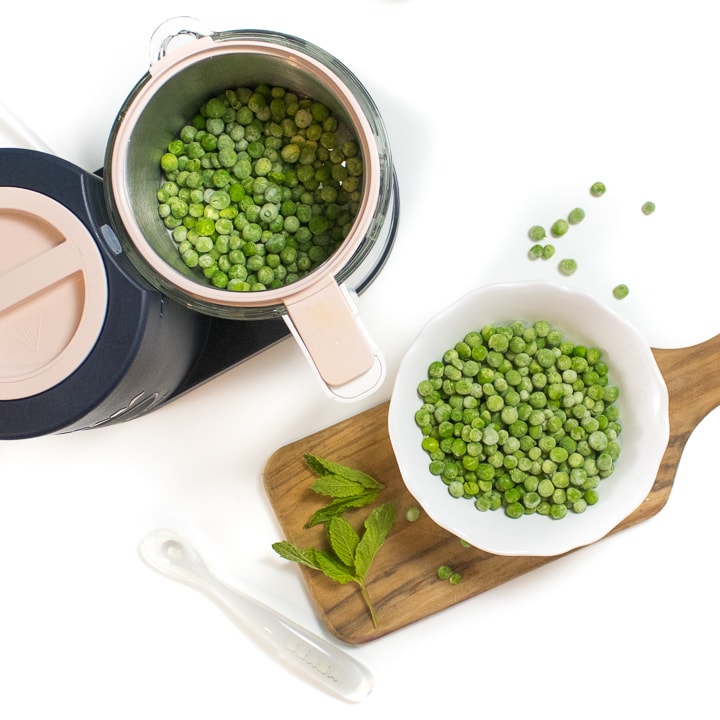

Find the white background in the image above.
[{"left": 2, "top": 1, "right": 719, "bottom": 717}]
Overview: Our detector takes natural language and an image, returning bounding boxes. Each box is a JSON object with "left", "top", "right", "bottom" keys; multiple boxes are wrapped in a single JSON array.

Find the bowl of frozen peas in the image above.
[{"left": 388, "top": 281, "right": 670, "bottom": 557}]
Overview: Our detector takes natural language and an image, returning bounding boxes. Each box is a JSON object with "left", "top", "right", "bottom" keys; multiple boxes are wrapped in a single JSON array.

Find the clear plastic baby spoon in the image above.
[{"left": 138, "top": 528, "right": 373, "bottom": 702}]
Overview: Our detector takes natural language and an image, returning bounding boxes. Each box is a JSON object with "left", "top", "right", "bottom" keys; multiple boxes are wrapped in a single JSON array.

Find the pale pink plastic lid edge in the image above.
[{"left": 0, "top": 188, "right": 108, "bottom": 400}]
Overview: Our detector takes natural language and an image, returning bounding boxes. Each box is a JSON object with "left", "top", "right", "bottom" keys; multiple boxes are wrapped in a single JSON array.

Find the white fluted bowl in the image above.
[{"left": 388, "top": 281, "right": 669, "bottom": 557}]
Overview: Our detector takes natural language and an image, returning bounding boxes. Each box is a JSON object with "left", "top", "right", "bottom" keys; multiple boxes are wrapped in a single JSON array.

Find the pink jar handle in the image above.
[{"left": 283, "top": 278, "right": 385, "bottom": 401}]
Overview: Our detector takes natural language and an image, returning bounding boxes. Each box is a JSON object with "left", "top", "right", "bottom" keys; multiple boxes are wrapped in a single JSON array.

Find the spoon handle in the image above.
[{"left": 203, "top": 574, "right": 373, "bottom": 703}]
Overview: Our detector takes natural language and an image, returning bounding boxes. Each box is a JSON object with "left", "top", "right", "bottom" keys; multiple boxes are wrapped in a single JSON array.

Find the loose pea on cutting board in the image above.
[{"left": 262, "top": 335, "right": 720, "bottom": 644}]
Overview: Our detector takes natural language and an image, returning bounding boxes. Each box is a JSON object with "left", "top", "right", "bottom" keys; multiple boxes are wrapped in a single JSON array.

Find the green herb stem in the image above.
[{"left": 357, "top": 580, "right": 379, "bottom": 628}]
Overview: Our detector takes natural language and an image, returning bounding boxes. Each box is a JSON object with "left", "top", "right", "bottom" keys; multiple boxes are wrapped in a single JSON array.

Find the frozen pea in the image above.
[
  {"left": 551, "top": 219, "right": 569, "bottom": 237},
  {"left": 613, "top": 284, "right": 629, "bottom": 300},
  {"left": 558, "top": 258, "right": 578, "bottom": 276},
  {"left": 160, "top": 153, "right": 179, "bottom": 173},
  {"left": 437, "top": 565, "right": 453, "bottom": 580},
  {"left": 568, "top": 207, "right": 585, "bottom": 225},
  {"left": 405, "top": 506, "right": 421, "bottom": 522},
  {"left": 505, "top": 502, "right": 524, "bottom": 519},
  {"left": 585, "top": 489, "right": 599, "bottom": 505},
  {"left": 573, "top": 499, "right": 588, "bottom": 514},
  {"left": 641, "top": 201, "right": 656, "bottom": 215},
  {"left": 448, "top": 481, "right": 465, "bottom": 498},
  {"left": 528, "top": 244, "right": 544, "bottom": 260},
  {"left": 528, "top": 225, "right": 546, "bottom": 242},
  {"left": 590, "top": 181, "right": 606, "bottom": 197}
]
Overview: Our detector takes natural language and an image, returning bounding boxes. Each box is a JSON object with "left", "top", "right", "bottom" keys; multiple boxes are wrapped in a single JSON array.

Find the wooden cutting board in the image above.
[{"left": 263, "top": 334, "right": 720, "bottom": 644}]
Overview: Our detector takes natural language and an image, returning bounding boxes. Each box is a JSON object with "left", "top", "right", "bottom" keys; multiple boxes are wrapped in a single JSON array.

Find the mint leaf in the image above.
[
  {"left": 304, "top": 490, "right": 379, "bottom": 528},
  {"left": 271, "top": 541, "right": 322, "bottom": 571},
  {"left": 327, "top": 515, "right": 360, "bottom": 567},
  {"left": 354, "top": 502, "right": 396, "bottom": 579},
  {"left": 304, "top": 454, "right": 384, "bottom": 490},
  {"left": 272, "top": 542, "right": 355, "bottom": 584},
  {"left": 310, "top": 474, "right": 372, "bottom": 498},
  {"left": 313, "top": 550, "right": 356, "bottom": 584}
]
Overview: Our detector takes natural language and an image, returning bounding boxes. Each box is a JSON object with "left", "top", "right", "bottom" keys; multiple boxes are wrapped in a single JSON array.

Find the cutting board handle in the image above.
[
  {"left": 653, "top": 332, "right": 720, "bottom": 436},
  {"left": 640, "top": 333, "right": 720, "bottom": 514}
]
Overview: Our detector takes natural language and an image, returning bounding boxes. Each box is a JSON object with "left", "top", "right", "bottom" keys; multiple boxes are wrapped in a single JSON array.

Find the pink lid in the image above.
[{"left": 0, "top": 188, "right": 108, "bottom": 400}]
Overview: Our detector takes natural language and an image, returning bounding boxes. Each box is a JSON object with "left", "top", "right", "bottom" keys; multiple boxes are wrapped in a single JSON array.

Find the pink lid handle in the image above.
[{"left": 283, "top": 278, "right": 385, "bottom": 401}]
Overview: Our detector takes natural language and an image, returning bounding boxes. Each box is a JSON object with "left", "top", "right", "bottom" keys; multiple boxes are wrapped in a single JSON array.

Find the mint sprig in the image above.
[
  {"left": 302, "top": 453, "right": 384, "bottom": 528},
  {"left": 273, "top": 502, "right": 396, "bottom": 628}
]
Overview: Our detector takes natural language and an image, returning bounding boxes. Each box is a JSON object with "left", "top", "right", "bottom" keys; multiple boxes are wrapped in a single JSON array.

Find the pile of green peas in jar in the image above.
[
  {"left": 155, "top": 84, "right": 364, "bottom": 291},
  {"left": 413, "top": 320, "right": 622, "bottom": 520}
]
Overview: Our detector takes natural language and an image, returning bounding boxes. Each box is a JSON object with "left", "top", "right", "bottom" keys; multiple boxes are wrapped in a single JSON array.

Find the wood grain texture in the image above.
[{"left": 263, "top": 334, "right": 720, "bottom": 644}]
